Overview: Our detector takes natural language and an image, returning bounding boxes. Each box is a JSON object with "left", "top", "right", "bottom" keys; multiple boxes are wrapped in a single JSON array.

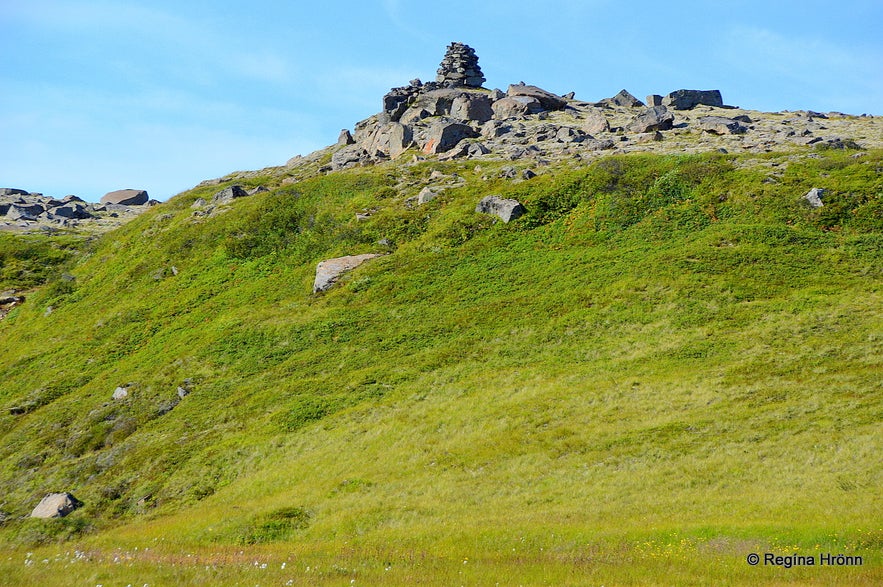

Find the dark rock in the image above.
[
  {"left": 627, "top": 106, "right": 675, "bottom": 133},
  {"left": 662, "top": 89, "right": 724, "bottom": 110},
  {"left": 646, "top": 94, "right": 664, "bottom": 106},
  {"left": 476, "top": 195, "right": 525, "bottom": 223},
  {"left": 0, "top": 188, "right": 29, "bottom": 196},
  {"left": 31, "top": 492, "right": 83, "bottom": 518},
  {"left": 338, "top": 129, "right": 355, "bottom": 146},
  {"left": 6, "top": 203, "right": 44, "bottom": 220},
  {"left": 313, "top": 254, "right": 382, "bottom": 292},
  {"left": 51, "top": 203, "right": 93, "bottom": 219},
  {"left": 699, "top": 116, "right": 747, "bottom": 135},
  {"left": 212, "top": 185, "right": 249, "bottom": 204},
  {"left": 507, "top": 84, "right": 566, "bottom": 111},
  {"left": 605, "top": 89, "right": 644, "bottom": 108},
  {"left": 101, "top": 189, "right": 149, "bottom": 206}
]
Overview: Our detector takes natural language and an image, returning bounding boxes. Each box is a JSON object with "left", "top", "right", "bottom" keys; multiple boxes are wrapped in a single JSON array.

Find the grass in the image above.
[{"left": 0, "top": 148, "right": 880, "bottom": 584}]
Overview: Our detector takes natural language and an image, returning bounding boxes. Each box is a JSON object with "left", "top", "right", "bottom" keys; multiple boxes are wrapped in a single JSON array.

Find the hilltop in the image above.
[{"left": 0, "top": 43, "right": 881, "bottom": 586}]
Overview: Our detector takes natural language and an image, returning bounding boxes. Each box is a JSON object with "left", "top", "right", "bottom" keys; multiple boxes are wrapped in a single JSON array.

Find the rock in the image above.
[
  {"left": 177, "top": 386, "right": 189, "bottom": 399},
  {"left": 421, "top": 121, "right": 478, "bottom": 154},
  {"left": 605, "top": 89, "right": 644, "bottom": 108},
  {"left": 582, "top": 109, "right": 610, "bottom": 134},
  {"left": 417, "top": 187, "right": 438, "bottom": 204},
  {"left": 0, "top": 188, "right": 29, "bottom": 196},
  {"left": 507, "top": 84, "right": 566, "bottom": 111},
  {"left": 633, "top": 131, "right": 663, "bottom": 143},
  {"left": 50, "top": 203, "right": 93, "bottom": 219},
  {"left": 331, "top": 145, "right": 371, "bottom": 170},
  {"left": 646, "top": 94, "right": 664, "bottom": 106},
  {"left": 436, "top": 42, "right": 485, "bottom": 88},
  {"left": 662, "top": 89, "right": 724, "bottom": 110},
  {"left": 450, "top": 93, "right": 494, "bottom": 123},
  {"left": 364, "top": 122, "right": 413, "bottom": 158},
  {"left": 627, "top": 105, "right": 675, "bottom": 133},
  {"left": 313, "top": 254, "right": 382, "bottom": 293},
  {"left": 30, "top": 492, "right": 83, "bottom": 518},
  {"left": 101, "top": 189, "right": 149, "bottom": 206},
  {"left": 492, "top": 96, "right": 542, "bottom": 118},
  {"left": 6, "top": 203, "right": 44, "bottom": 220},
  {"left": 803, "top": 187, "right": 825, "bottom": 208},
  {"left": 522, "top": 169, "right": 536, "bottom": 180},
  {"left": 699, "top": 116, "right": 747, "bottom": 135},
  {"left": 112, "top": 386, "right": 130, "bottom": 400},
  {"left": 212, "top": 185, "right": 249, "bottom": 204},
  {"left": 337, "top": 129, "right": 355, "bottom": 146},
  {"left": 475, "top": 195, "right": 525, "bottom": 223}
]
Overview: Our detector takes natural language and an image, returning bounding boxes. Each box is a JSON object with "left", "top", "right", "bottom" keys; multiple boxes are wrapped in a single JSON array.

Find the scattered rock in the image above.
[
  {"left": 507, "top": 84, "right": 567, "bottom": 111},
  {"left": 582, "top": 109, "right": 611, "bottom": 134},
  {"left": 313, "top": 254, "right": 383, "bottom": 293},
  {"left": 646, "top": 94, "right": 664, "bottom": 106},
  {"left": 101, "top": 189, "right": 149, "bottom": 206},
  {"left": 492, "top": 96, "right": 542, "bottom": 118},
  {"left": 6, "top": 203, "right": 44, "bottom": 221},
  {"left": 476, "top": 195, "right": 525, "bottom": 223},
  {"left": 112, "top": 385, "right": 130, "bottom": 400},
  {"left": 604, "top": 89, "right": 644, "bottom": 108},
  {"left": 627, "top": 105, "right": 675, "bottom": 133},
  {"left": 699, "top": 116, "right": 748, "bottom": 135},
  {"left": 803, "top": 187, "right": 825, "bottom": 208},
  {"left": 30, "top": 492, "right": 83, "bottom": 518},
  {"left": 417, "top": 187, "right": 439, "bottom": 204},
  {"left": 212, "top": 185, "right": 249, "bottom": 204},
  {"left": 331, "top": 145, "right": 372, "bottom": 171},
  {"left": 662, "top": 89, "right": 724, "bottom": 110}
]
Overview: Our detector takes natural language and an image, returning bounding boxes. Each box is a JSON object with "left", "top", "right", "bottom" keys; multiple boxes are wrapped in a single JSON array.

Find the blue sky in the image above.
[{"left": 2, "top": 0, "right": 881, "bottom": 202}]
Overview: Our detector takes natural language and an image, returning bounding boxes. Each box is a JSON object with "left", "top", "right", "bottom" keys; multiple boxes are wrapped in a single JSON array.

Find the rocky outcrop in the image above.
[
  {"left": 313, "top": 254, "right": 382, "bottom": 293},
  {"left": 662, "top": 89, "right": 724, "bottom": 110},
  {"left": 31, "top": 492, "right": 83, "bottom": 518},
  {"left": 476, "top": 196, "right": 525, "bottom": 223},
  {"left": 101, "top": 189, "right": 149, "bottom": 206}
]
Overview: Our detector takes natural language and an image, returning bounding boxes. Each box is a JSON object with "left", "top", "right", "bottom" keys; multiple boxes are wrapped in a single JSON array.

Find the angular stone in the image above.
[
  {"left": 492, "top": 96, "right": 542, "bottom": 119},
  {"left": 101, "top": 189, "right": 149, "bottom": 206},
  {"left": 450, "top": 93, "right": 493, "bottom": 123},
  {"left": 331, "top": 145, "right": 371, "bottom": 171},
  {"left": 627, "top": 105, "right": 675, "bottom": 133},
  {"left": 6, "top": 203, "right": 44, "bottom": 220},
  {"left": 476, "top": 195, "right": 525, "bottom": 223},
  {"left": 51, "top": 203, "right": 93, "bottom": 219},
  {"left": 313, "top": 254, "right": 382, "bottom": 292},
  {"left": 31, "top": 492, "right": 83, "bottom": 518},
  {"left": 212, "top": 185, "right": 249, "bottom": 204},
  {"left": 803, "top": 187, "right": 825, "bottom": 208},
  {"left": 699, "top": 116, "right": 747, "bottom": 135},
  {"left": 662, "top": 89, "right": 724, "bottom": 110},
  {"left": 421, "top": 121, "right": 478, "bottom": 154},
  {"left": 337, "top": 129, "right": 355, "bottom": 146},
  {"left": 606, "top": 89, "right": 644, "bottom": 108},
  {"left": 417, "top": 187, "right": 438, "bottom": 204},
  {"left": 582, "top": 109, "right": 610, "bottom": 134},
  {"left": 646, "top": 94, "right": 664, "bottom": 106},
  {"left": 507, "top": 84, "right": 566, "bottom": 111}
]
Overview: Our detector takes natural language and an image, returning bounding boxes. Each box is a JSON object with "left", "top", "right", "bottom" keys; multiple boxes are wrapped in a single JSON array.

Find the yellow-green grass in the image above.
[{"left": 0, "top": 149, "right": 880, "bottom": 584}]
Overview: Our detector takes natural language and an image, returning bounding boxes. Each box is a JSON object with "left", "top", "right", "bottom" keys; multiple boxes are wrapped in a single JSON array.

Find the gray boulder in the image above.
[
  {"left": 450, "top": 93, "right": 494, "bottom": 123},
  {"left": 492, "top": 96, "right": 542, "bottom": 118},
  {"left": 627, "top": 105, "right": 675, "bottom": 133},
  {"left": 421, "top": 121, "right": 477, "bottom": 154},
  {"left": 331, "top": 145, "right": 372, "bottom": 170},
  {"left": 337, "top": 129, "right": 355, "bottom": 146},
  {"left": 212, "top": 185, "right": 249, "bottom": 204},
  {"left": 605, "top": 89, "right": 644, "bottom": 108},
  {"left": 646, "top": 94, "right": 664, "bottom": 106},
  {"left": 31, "top": 492, "right": 83, "bottom": 518},
  {"left": 507, "top": 84, "right": 566, "bottom": 111},
  {"left": 6, "top": 203, "right": 44, "bottom": 220},
  {"left": 476, "top": 195, "right": 525, "bottom": 223},
  {"left": 803, "top": 188, "right": 825, "bottom": 208},
  {"left": 662, "top": 89, "right": 724, "bottom": 110},
  {"left": 699, "top": 116, "right": 747, "bottom": 135},
  {"left": 313, "top": 253, "right": 382, "bottom": 293},
  {"left": 101, "top": 189, "right": 149, "bottom": 205},
  {"left": 364, "top": 122, "right": 413, "bottom": 159},
  {"left": 50, "top": 203, "right": 93, "bottom": 219},
  {"left": 0, "top": 188, "right": 29, "bottom": 197},
  {"left": 417, "top": 187, "right": 439, "bottom": 204},
  {"left": 582, "top": 109, "right": 610, "bottom": 134}
]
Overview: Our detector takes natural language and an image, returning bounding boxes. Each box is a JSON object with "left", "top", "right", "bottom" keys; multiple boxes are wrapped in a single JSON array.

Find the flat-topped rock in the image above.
[
  {"left": 313, "top": 254, "right": 383, "bottom": 292},
  {"left": 101, "top": 189, "right": 149, "bottom": 206},
  {"left": 662, "top": 89, "right": 724, "bottom": 110},
  {"left": 31, "top": 492, "right": 83, "bottom": 518}
]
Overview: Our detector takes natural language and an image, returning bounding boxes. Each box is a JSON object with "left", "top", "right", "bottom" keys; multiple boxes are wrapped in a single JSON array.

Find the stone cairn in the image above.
[{"left": 436, "top": 42, "right": 485, "bottom": 88}]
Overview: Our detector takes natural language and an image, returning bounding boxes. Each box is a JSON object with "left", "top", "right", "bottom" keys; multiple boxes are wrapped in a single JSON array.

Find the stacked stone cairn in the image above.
[{"left": 436, "top": 42, "right": 485, "bottom": 88}]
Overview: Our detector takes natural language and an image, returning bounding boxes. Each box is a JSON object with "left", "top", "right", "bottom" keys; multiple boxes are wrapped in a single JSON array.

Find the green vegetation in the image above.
[{"left": 0, "top": 148, "right": 880, "bottom": 585}]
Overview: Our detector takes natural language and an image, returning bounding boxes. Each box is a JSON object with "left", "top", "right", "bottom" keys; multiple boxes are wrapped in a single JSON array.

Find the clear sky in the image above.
[{"left": 2, "top": 0, "right": 882, "bottom": 202}]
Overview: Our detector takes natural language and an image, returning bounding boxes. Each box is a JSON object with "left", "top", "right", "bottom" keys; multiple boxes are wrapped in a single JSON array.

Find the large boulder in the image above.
[
  {"left": 582, "top": 108, "right": 611, "bottom": 134},
  {"left": 476, "top": 195, "right": 525, "bottom": 223},
  {"left": 450, "top": 93, "right": 494, "bottom": 123},
  {"left": 31, "top": 492, "right": 83, "bottom": 518},
  {"left": 507, "top": 84, "right": 567, "bottom": 111},
  {"left": 49, "top": 202, "right": 93, "bottom": 220},
  {"left": 313, "top": 254, "right": 382, "bottom": 293},
  {"left": 492, "top": 96, "right": 542, "bottom": 119},
  {"left": 0, "top": 188, "right": 29, "bottom": 197},
  {"left": 627, "top": 105, "right": 675, "bottom": 133},
  {"left": 212, "top": 185, "right": 249, "bottom": 204},
  {"left": 6, "top": 203, "right": 44, "bottom": 220},
  {"left": 364, "top": 122, "right": 414, "bottom": 159},
  {"left": 604, "top": 89, "right": 644, "bottom": 108},
  {"left": 699, "top": 116, "right": 747, "bottom": 135},
  {"left": 803, "top": 188, "right": 825, "bottom": 208},
  {"left": 331, "top": 145, "right": 372, "bottom": 171},
  {"left": 662, "top": 89, "right": 724, "bottom": 110},
  {"left": 101, "top": 189, "right": 149, "bottom": 206},
  {"left": 421, "top": 121, "right": 478, "bottom": 154}
]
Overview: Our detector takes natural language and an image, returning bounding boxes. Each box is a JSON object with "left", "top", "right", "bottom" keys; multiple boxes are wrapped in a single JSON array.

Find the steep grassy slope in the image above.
[{"left": 0, "top": 149, "right": 881, "bottom": 585}]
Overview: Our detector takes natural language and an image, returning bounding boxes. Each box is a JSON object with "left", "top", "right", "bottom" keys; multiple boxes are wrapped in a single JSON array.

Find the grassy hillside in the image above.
[{"left": 0, "top": 148, "right": 881, "bottom": 585}]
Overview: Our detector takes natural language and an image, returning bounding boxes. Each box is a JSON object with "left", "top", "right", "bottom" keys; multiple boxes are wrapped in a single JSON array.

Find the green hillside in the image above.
[{"left": 0, "top": 148, "right": 881, "bottom": 585}]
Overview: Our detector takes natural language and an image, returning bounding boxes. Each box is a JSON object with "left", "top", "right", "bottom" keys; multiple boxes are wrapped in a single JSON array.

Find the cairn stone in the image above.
[{"left": 436, "top": 42, "right": 485, "bottom": 88}]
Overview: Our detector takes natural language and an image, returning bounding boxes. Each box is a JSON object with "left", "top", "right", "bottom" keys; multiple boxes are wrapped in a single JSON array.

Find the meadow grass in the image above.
[{"left": 0, "top": 148, "right": 880, "bottom": 584}]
